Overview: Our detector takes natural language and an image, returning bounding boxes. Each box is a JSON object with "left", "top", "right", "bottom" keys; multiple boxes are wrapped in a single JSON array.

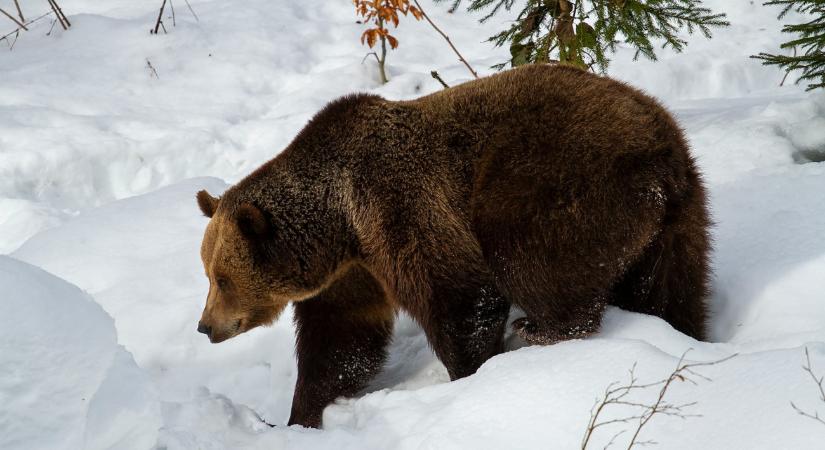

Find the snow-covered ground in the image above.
[{"left": 2, "top": 0, "right": 825, "bottom": 448}]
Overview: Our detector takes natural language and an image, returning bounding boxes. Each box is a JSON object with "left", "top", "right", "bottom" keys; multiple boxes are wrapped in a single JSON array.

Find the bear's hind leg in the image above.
[
  {"left": 288, "top": 264, "right": 394, "bottom": 428},
  {"left": 609, "top": 180, "right": 710, "bottom": 341}
]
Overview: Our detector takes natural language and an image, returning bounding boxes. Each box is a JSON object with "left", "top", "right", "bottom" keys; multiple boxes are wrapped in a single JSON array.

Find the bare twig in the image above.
[
  {"left": 361, "top": 51, "right": 380, "bottom": 64},
  {"left": 581, "top": 351, "right": 736, "bottom": 450},
  {"left": 802, "top": 348, "right": 825, "bottom": 403},
  {"left": 152, "top": 0, "right": 167, "bottom": 34},
  {"left": 183, "top": 0, "right": 199, "bottom": 22},
  {"left": 45, "top": 0, "right": 69, "bottom": 30},
  {"left": 790, "top": 347, "right": 825, "bottom": 427},
  {"left": 603, "top": 429, "right": 626, "bottom": 450},
  {"left": 0, "top": 29, "right": 17, "bottom": 50},
  {"left": 0, "top": 11, "right": 54, "bottom": 42},
  {"left": 146, "top": 59, "right": 159, "bottom": 79},
  {"left": 49, "top": 0, "right": 70, "bottom": 27},
  {"left": 45, "top": 0, "right": 65, "bottom": 30},
  {"left": 411, "top": 0, "right": 478, "bottom": 79},
  {"left": 13, "top": 0, "right": 24, "bottom": 22},
  {"left": 169, "top": 0, "right": 176, "bottom": 27},
  {"left": 8, "top": 29, "right": 18, "bottom": 49},
  {"left": 46, "top": 19, "right": 57, "bottom": 36},
  {"left": 0, "top": 7, "right": 28, "bottom": 30},
  {"left": 430, "top": 70, "right": 450, "bottom": 88}
]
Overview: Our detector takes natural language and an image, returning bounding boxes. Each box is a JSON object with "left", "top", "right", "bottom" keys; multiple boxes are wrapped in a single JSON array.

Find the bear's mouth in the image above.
[{"left": 233, "top": 318, "right": 243, "bottom": 333}]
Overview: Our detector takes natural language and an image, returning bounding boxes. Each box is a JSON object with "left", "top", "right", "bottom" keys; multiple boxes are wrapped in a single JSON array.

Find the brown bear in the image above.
[{"left": 195, "top": 64, "right": 710, "bottom": 428}]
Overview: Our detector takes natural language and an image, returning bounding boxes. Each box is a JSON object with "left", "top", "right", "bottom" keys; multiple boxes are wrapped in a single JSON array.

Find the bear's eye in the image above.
[{"left": 216, "top": 278, "right": 230, "bottom": 290}]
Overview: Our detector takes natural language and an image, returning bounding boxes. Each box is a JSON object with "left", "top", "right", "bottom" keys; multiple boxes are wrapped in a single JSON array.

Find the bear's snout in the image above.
[{"left": 197, "top": 322, "right": 212, "bottom": 338}]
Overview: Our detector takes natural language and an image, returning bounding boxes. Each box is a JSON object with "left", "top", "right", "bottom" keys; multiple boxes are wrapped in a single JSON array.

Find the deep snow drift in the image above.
[
  {"left": 0, "top": 256, "right": 159, "bottom": 450},
  {"left": 2, "top": 0, "right": 825, "bottom": 449}
]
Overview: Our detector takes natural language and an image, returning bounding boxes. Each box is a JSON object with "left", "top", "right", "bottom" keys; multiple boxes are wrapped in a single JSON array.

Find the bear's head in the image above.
[{"left": 195, "top": 189, "right": 335, "bottom": 343}]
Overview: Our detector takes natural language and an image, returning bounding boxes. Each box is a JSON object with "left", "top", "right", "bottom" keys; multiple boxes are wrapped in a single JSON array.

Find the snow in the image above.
[
  {"left": 2, "top": 0, "right": 825, "bottom": 448},
  {"left": 0, "top": 256, "right": 159, "bottom": 450}
]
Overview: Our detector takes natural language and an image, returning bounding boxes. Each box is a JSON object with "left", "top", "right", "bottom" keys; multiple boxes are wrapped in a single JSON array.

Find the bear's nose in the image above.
[{"left": 197, "top": 322, "right": 212, "bottom": 337}]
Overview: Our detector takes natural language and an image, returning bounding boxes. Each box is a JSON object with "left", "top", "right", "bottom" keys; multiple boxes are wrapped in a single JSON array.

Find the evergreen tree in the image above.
[
  {"left": 437, "top": 0, "right": 728, "bottom": 72},
  {"left": 753, "top": 1, "right": 825, "bottom": 91}
]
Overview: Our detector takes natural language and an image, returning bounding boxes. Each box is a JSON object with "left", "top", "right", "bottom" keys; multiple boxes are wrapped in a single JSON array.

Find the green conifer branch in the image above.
[
  {"left": 752, "top": 0, "right": 825, "bottom": 91},
  {"left": 436, "top": 0, "right": 728, "bottom": 71}
]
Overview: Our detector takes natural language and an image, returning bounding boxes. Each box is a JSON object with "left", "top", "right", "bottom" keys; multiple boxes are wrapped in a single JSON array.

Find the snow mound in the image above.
[{"left": 0, "top": 256, "right": 160, "bottom": 450}]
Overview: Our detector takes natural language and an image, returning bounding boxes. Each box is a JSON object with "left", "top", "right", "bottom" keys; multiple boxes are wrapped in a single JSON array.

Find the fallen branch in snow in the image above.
[
  {"left": 146, "top": 59, "right": 160, "bottom": 79},
  {"left": 411, "top": 0, "right": 478, "bottom": 79},
  {"left": 790, "top": 347, "right": 825, "bottom": 428},
  {"left": 431, "top": 70, "right": 449, "bottom": 88},
  {"left": 581, "top": 350, "right": 736, "bottom": 450}
]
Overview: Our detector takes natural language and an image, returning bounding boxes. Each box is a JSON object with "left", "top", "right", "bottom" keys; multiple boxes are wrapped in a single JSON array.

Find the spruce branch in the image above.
[
  {"left": 439, "top": 0, "right": 728, "bottom": 72},
  {"left": 752, "top": 1, "right": 825, "bottom": 91}
]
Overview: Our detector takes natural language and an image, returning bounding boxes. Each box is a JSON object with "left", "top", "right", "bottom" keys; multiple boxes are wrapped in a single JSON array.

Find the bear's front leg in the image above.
[
  {"left": 411, "top": 272, "right": 510, "bottom": 380},
  {"left": 288, "top": 264, "right": 394, "bottom": 428}
]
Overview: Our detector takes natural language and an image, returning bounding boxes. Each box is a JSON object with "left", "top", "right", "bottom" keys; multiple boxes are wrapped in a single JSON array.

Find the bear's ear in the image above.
[
  {"left": 236, "top": 203, "right": 270, "bottom": 239},
  {"left": 196, "top": 190, "right": 220, "bottom": 218}
]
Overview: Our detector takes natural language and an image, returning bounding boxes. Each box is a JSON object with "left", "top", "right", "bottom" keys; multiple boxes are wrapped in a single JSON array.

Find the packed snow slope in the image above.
[
  {"left": 0, "top": 256, "right": 159, "bottom": 450},
  {"left": 2, "top": 0, "right": 825, "bottom": 449}
]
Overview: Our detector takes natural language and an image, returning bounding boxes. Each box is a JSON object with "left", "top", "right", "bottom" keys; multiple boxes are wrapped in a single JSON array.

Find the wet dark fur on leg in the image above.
[{"left": 288, "top": 264, "right": 393, "bottom": 427}]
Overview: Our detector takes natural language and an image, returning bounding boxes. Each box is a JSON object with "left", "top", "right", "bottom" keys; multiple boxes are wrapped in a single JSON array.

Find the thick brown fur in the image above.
[{"left": 195, "top": 64, "right": 711, "bottom": 428}]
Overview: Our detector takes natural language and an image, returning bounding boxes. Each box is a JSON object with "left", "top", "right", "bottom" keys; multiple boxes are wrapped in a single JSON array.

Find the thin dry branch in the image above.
[
  {"left": 0, "top": 11, "right": 54, "bottom": 42},
  {"left": 0, "top": 29, "right": 18, "bottom": 50},
  {"left": 0, "top": 7, "right": 28, "bottom": 30},
  {"left": 411, "top": 0, "right": 478, "bottom": 79},
  {"left": 146, "top": 59, "right": 159, "bottom": 79},
  {"left": 46, "top": 18, "right": 57, "bottom": 36},
  {"left": 183, "top": 0, "right": 199, "bottom": 22},
  {"left": 13, "top": 0, "right": 24, "bottom": 22},
  {"left": 581, "top": 351, "right": 736, "bottom": 450},
  {"left": 790, "top": 347, "right": 825, "bottom": 427},
  {"left": 45, "top": 0, "right": 69, "bottom": 30},
  {"left": 152, "top": 0, "right": 167, "bottom": 34},
  {"left": 45, "top": 0, "right": 65, "bottom": 30},
  {"left": 48, "top": 0, "right": 70, "bottom": 27}
]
